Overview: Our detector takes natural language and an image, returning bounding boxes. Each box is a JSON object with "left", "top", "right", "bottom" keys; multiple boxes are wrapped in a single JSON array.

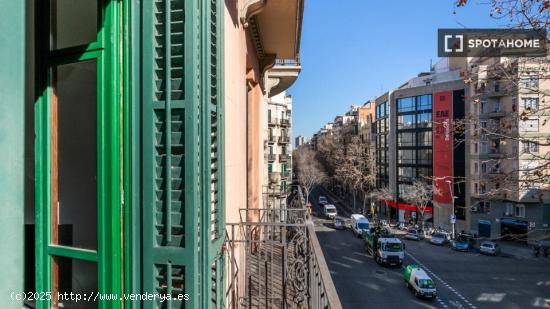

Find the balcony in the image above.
[
  {"left": 278, "top": 135, "right": 290, "bottom": 144},
  {"left": 281, "top": 170, "right": 291, "bottom": 179},
  {"left": 268, "top": 118, "right": 279, "bottom": 126},
  {"left": 267, "top": 153, "right": 276, "bottom": 161},
  {"left": 487, "top": 168, "right": 503, "bottom": 177},
  {"left": 266, "top": 59, "right": 302, "bottom": 96},
  {"left": 279, "top": 154, "right": 291, "bottom": 161},
  {"left": 267, "top": 135, "right": 276, "bottom": 143},
  {"left": 280, "top": 118, "right": 290, "bottom": 127},
  {"left": 488, "top": 110, "right": 505, "bottom": 118},
  {"left": 488, "top": 148, "right": 505, "bottom": 159}
]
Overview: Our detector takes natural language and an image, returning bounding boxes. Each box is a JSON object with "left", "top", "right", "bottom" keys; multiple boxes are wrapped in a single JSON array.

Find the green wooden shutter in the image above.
[{"left": 141, "top": 0, "right": 224, "bottom": 308}]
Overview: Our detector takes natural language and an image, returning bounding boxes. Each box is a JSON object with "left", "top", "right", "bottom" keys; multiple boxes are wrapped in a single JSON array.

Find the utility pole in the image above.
[{"left": 446, "top": 179, "right": 456, "bottom": 239}]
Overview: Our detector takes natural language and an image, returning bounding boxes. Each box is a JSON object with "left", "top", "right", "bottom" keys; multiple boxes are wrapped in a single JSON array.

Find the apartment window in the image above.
[
  {"left": 522, "top": 97, "right": 539, "bottom": 111},
  {"left": 474, "top": 162, "right": 478, "bottom": 173},
  {"left": 522, "top": 140, "right": 539, "bottom": 153},
  {"left": 268, "top": 109, "right": 272, "bottom": 122},
  {"left": 269, "top": 146, "right": 273, "bottom": 155},
  {"left": 481, "top": 142, "right": 488, "bottom": 154},
  {"left": 268, "top": 163, "right": 273, "bottom": 173},
  {"left": 480, "top": 183, "right": 487, "bottom": 194},
  {"left": 397, "top": 97, "right": 415, "bottom": 113},
  {"left": 520, "top": 75, "right": 539, "bottom": 89},
  {"left": 514, "top": 204, "right": 526, "bottom": 218},
  {"left": 494, "top": 81, "right": 500, "bottom": 92},
  {"left": 417, "top": 112, "right": 432, "bottom": 128},
  {"left": 398, "top": 167, "right": 416, "bottom": 182},
  {"left": 520, "top": 118, "right": 539, "bottom": 132},
  {"left": 474, "top": 142, "right": 478, "bottom": 154},
  {"left": 398, "top": 149, "right": 416, "bottom": 164},
  {"left": 480, "top": 120, "right": 487, "bottom": 129},
  {"left": 417, "top": 131, "right": 432, "bottom": 146},
  {"left": 474, "top": 183, "right": 479, "bottom": 194},
  {"left": 417, "top": 149, "right": 432, "bottom": 164},
  {"left": 492, "top": 99, "right": 501, "bottom": 112},
  {"left": 481, "top": 162, "right": 487, "bottom": 173},
  {"left": 417, "top": 167, "right": 432, "bottom": 178},
  {"left": 398, "top": 114, "right": 415, "bottom": 129},
  {"left": 480, "top": 100, "right": 488, "bottom": 114},
  {"left": 417, "top": 95, "right": 432, "bottom": 110},
  {"left": 398, "top": 132, "right": 415, "bottom": 146}
]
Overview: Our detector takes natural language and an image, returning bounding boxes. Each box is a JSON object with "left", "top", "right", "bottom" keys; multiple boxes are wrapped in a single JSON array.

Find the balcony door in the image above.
[{"left": 35, "top": 1, "right": 123, "bottom": 308}]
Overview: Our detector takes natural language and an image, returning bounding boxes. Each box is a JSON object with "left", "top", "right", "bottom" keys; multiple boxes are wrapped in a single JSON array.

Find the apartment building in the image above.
[
  {"left": 466, "top": 57, "right": 550, "bottom": 242},
  {"left": 295, "top": 135, "right": 306, "bottom": 148},
  {"left": 0, "top": 0, "right": 304, "bottom": 308},
  {"left": 266, "top": 92, "right": 293, "bottom": 204}
]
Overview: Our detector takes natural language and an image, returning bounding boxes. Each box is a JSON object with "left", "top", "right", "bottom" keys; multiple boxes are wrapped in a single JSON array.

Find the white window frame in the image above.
[
  {"left": 522, "top": 97, "right": 539, "bottom": 111},
  {"left": 514, "top": 204, "right": 525, "bottom": 218},
  {"left": 520, "top": 118, "right": 539, "bottom": 132}
]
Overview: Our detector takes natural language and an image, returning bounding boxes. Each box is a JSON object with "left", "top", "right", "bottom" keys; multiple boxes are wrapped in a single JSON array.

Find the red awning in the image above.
[{"left": 380, "top": 199, "right": 433, "bottom": 214}]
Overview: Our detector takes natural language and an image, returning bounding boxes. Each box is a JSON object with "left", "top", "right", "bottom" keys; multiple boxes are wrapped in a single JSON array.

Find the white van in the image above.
[
  {"left": 323, "top": 204, "right": 337, "bottom": 219},
  {"left": 404, "top": 265, "right": 437, "bottom": 299},
  {"left": 350, "top": 214, "right": 369, "bottom": 237}
]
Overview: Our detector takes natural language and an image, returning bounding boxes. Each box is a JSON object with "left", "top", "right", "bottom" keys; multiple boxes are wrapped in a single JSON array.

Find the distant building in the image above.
[{"left": 295, "top": 135, "right": 306, "bottom": 148}]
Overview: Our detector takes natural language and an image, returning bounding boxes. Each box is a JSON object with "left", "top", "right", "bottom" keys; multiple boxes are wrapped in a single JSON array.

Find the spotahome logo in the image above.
[{"left": 438, "top": 29, "right": 547, "bottom": 57}]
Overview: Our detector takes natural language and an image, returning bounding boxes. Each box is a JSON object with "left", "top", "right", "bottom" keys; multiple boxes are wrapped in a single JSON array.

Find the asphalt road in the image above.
[{"left": 310, "top": 187, "right": 550, "bottom": 309}]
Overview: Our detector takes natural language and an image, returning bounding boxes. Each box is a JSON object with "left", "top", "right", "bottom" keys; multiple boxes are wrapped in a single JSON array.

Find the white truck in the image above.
[{"left": 363, "top": 227, "right": 405, "bottom": 266}]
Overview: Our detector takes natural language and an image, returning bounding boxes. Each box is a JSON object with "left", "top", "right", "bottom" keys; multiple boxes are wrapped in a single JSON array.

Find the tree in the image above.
[
  {"left": 334, "top": 135, "right": 376, "bottom": 212},
  {"left": 400, "top": 180, "right": 439, "bottom": 230},
  {"left": 293, "top": 147, "right": 326, "bottom": 208},
  {"left": 371, "top": 186, "right": 394, "bottom": 220}
]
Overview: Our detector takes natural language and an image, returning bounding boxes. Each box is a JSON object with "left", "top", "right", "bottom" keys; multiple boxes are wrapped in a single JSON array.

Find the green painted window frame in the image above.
[{"left": 34, "top": 1, "right": 123, "bottom": 308}]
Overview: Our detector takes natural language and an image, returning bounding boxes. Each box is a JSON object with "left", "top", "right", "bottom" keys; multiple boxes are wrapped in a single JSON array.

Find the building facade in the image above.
[
  {"left": 466, "top": 56, "right": 550, "bottom": 242},
  {"left": 266, "top": 92, "right": 293, "bottom": 205}
]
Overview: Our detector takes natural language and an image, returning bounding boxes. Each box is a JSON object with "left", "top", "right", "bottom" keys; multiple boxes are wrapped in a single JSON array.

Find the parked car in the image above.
[
  {"left": 404, "top": 264, "right": 437, "bottom": 299},
  {"left": 429, "top": 233, "right": 449, "bottom": 246},
  {"left": 350, "top": 214, "right": 370, "bottom": 238},
  {"left": 479, "top": 241, "right": 501, "bottom": 256},
  {"left": 333, "top": 217, "right": 346, "bottom": 230},
  {"left": 452, "top": 234, "right": 476, "bottom": 252},
  {"left": 323, "top": 204, "right": 337, "bottom": 219},
  {"left": 318, "top": 195, "right": 328, "bottom": 205},
  {"left": 405, "top": 229, "right": 425, "bottom": 241}
]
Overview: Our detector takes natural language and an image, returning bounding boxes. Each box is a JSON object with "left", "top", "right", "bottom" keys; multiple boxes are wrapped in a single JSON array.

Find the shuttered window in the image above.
[{"left": 141, "top": 0, "right": 224, "bottom": 308}]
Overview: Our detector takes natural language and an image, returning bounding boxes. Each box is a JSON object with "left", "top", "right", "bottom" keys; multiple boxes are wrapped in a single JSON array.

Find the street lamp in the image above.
[{"left": 445, "top": 179, "right": 456, "bottom": 239}]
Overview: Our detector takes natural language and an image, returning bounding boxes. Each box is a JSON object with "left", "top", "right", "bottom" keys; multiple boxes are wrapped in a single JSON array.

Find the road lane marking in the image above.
[{"left": 407, "top": 251, "right": 477, "bottom": 309}]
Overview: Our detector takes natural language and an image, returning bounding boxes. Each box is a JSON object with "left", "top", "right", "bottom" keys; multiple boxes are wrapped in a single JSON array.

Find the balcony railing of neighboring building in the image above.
[
  {"left": 488, "top": 109, "right": 505, "bottom": 118},
  {"left": 279, "top": 154, "right": 291, "bottom": 161},
  {"left": 268, "top": 153, "right": 277, "bottom": 161},
  {"left": 268, "top": 135, "right": 277, "bottom": 143},
  {"left": 280, "top": 118, "right": 290, "bottom": 126},
  {"left": 269, "top": 118, "right": 280, "bottom": 126},
  {"left": 279, "top": 135, "right": 291, "bottom": 144},
  {"left": 274, "top": 57, "right": 301, "bottom": 66},
  {"left": 488, "top": 148, "right": 505, "bottom": 158}
]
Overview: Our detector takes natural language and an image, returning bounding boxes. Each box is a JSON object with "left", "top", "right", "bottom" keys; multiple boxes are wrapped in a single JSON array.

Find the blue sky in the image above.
[{"left": 289, "top": 0, "right": 507, "bottom": 139}]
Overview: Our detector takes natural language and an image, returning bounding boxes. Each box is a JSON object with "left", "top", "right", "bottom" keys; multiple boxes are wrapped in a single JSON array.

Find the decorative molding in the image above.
[{"left": 240, "top": 0, "right": 267, "bottom": 28}]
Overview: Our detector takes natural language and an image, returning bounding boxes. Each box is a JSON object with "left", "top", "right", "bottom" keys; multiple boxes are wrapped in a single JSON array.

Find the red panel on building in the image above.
[
  {"left": 433, "top": 91, "right": 453, "bottom": 203},
  {"left": 382, "top": 199, "right": 433, "bottom": 214}
]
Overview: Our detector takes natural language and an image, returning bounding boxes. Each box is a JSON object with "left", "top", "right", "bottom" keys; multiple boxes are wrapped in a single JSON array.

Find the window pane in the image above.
[
  {"left": 397, "top": 97, "right": 415, "bottom": 113},
  {"left": 398, "top": 114, "right": 415, "bottom": 129},
  {"left": 53, "top": 257, "right": 97, "bottom": 309},
  {"left": 52, "top": 60, "right": 97, "bottom": 250},
  {"left": 51, "top": 0, "right": 98, "bottom": 50}
]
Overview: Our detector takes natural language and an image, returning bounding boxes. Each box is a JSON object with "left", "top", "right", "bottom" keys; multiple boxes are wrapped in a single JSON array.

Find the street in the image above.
[{"left": 310, "top": 187, "right": 550, "bottom": 309}]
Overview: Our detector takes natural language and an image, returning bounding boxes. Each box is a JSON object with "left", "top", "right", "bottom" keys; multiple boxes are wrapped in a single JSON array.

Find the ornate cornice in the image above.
[{"left": 240, "top": 0, "right": 267, "bottom": 28}]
